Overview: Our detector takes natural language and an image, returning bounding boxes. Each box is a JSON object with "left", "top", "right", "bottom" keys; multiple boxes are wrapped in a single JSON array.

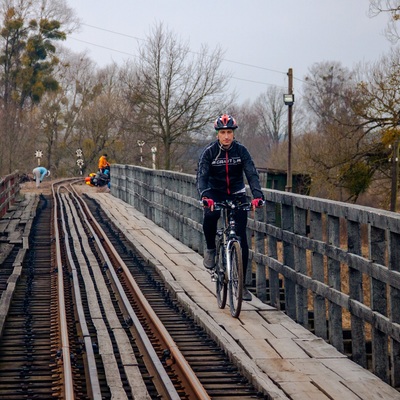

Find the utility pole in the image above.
[{"left": 284, "top": 68, "right": 294, "bottom": 192}]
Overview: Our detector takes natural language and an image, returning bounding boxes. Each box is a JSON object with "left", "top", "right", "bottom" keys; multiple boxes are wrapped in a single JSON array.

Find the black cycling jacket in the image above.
[{"left": 196, "top": 140, "right": 264, "bottom": 200}]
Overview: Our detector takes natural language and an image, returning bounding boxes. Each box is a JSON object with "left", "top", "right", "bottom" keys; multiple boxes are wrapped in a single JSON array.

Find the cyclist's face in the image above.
[{"left": 217, "top": 129, "right": 234, "bottom": 149}]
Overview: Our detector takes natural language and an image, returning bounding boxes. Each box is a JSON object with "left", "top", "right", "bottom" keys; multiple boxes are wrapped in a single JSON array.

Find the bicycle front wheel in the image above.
[
  {"left": 228, "top": 241, "right": 243, "bottom": 318},
  {"left": 215, "top": 240, "right": 227, "bottom": 309}
]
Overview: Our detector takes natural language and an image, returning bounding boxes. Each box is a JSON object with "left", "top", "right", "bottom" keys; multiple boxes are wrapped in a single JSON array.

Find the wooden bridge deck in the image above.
[{"left": 84, "top": 189, "right": 400, "bottom": 400}]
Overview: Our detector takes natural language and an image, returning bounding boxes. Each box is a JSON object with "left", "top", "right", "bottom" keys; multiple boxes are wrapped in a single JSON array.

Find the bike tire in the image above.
[
  {"left": 216, "top": 240, "right": 227, "bottom": 309},
  {"left": 229, "top": 241, "right": 243, "bottom": 318}
]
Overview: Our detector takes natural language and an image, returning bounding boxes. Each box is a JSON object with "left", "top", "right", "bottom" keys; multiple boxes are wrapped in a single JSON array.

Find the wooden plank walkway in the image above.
[{"left": 83, "top": 189, "right": 400, "bottom": 400}]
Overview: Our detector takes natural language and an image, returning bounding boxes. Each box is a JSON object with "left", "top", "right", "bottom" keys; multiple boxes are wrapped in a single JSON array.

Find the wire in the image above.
[
  {"left": 231, "top": 75, "right": 285, "bottom": 88},
  {"left": 69, "top": 37, "right": 138, "bottom": 58},
  {"left": 70, "top": 35, "right": 286, "bottom": 88},
  {"left": 82, "top": 23, "right": 145, "bottom": 42},
  {"left": 68, "top": 35, "right": 286, "bottom": 89},
  {"left": 78, "top": 23, "right": 288, "bottom": 78},
  {"left": 223, "top": 58, "right": 286, "bottom": 75}
]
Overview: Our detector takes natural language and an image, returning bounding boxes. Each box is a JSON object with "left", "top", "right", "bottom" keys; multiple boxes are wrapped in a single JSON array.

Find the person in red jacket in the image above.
[{"left": 196, "top": 114, "right": 264, "bottom": 301}]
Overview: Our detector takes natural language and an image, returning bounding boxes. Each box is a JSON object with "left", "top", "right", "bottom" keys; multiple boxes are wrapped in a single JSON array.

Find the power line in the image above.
[
  {"left": 223, "top": 58, "right": 285, "bottom": 75},
  {"left": 70, "top": 36, "right": 285, "bottom": 88},
  {"left": 82, "top": 23, "right": 145, "bottom": 42},
  {"left": 68, "top": 35, "right": 286, "bottom": 89},
  {"left": 79, "top": 23, "right": 288, "bottom": 77},
  {"left": 231, "top": 75, "right": 285, "bottom": 89},
  {"left": 69, "top": 37, "right": 138, "bottom": 58}
]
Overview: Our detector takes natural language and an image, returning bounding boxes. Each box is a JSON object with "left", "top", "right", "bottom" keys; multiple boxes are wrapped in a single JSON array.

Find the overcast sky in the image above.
[{"left": 64, "top": 0, "right": 395, "bottom": 104}]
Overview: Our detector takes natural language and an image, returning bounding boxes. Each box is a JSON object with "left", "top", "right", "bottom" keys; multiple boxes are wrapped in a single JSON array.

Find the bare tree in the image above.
[
  {"left": 74, "top": 63, "right": 127, "bottom": 172},
  {"left": 34, "top": 51, "right": 136, "bottom": 176},
  {"left": 236, "top": 87, "right": 286, "bottom": 164},
  {"left": 303, "top": 61, "right": 355, "bottom": 129},
  {"left": 355, "top": 48, "right": 400, "bottom": 129},
  {"left": 353, "top": 48, "right": 400, "bottom": 207},
  {"left": 33, "top": 48, "right": 99, "bottom": 175},
  {"left": 254, "top": 86, "right": 287, "bottom": 144},
  {"left": 131, "top": 22, "right": 234, "bottom": 170},
  {"left": 369, "top": 0, "right": 400, "bottom": 43},
  {"left": 299, "top": 61, "right": 381, "bottom": 201}
]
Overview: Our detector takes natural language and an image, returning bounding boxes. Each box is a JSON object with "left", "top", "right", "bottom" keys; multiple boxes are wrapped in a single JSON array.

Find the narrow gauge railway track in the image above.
[
  {"left": 55, "top": 182, "right": 188, "bottom": 399},
  {"left": 0, "top": 195, "right": 62, "bottom": 399},
  {"left": 81, "top": 193, "right": 266, "bottom": 400}
]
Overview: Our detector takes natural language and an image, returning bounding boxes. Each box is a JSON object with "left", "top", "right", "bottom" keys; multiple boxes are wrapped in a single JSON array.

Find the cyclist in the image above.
[{"left": 196, "top": 114, "right": 264, "bottom": 301}]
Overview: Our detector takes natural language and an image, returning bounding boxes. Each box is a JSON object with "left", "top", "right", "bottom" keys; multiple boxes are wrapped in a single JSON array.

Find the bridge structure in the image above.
[
  {"left": 111, "top": 163, "right": 400, "bottom": 393},
  {"left": 1, "top": 167, "right": 400, "bottom": 398},
  {"left": 0, "top": 171, "right": 20, "bottom": 218}
]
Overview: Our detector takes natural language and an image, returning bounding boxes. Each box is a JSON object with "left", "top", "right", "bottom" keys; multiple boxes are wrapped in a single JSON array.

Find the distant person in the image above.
[
  {"left": 98, "top": 153, "right": 110, "bottom": 173},
  {"left": 32, "top": 166, "right": 50, "bottom": 188}
]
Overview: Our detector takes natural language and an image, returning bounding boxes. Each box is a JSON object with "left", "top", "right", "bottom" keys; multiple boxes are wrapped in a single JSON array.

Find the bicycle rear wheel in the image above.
[
  {"left": 228, "top": 241, "right": 243, "bottom": 318},
  {"left": 215, "top": 240, "right": 227, "bottom": 309}
]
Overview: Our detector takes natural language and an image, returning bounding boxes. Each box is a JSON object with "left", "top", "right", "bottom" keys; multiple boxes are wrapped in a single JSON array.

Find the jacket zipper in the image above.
[{"left": 225, "top": 150, "right": 230, "bottom": 194}]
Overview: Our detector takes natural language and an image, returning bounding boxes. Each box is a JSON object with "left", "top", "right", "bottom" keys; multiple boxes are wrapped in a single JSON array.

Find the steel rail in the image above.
[
  {"left": 51, "top": 182, "right": 74, "bottom": 399},
  {"left": 69, "top": 185, "right": 181, "bottom": 400},
  {"left": 55, "top": 183, "right": 102, "bottom": 399}
]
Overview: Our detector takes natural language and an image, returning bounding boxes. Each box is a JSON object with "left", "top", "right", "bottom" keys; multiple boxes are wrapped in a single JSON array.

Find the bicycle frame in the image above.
[
  {"left": 223, "top": 212, "right": 240, "bottom": 282},
  {"left": 214, "top": 199, "right": 251, "bottom": 318}
]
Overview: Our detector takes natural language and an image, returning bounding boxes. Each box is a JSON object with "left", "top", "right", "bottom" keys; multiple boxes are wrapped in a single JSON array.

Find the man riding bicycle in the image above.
[{"left": 196, "top": 114, "right": 264, "bottom": 301}]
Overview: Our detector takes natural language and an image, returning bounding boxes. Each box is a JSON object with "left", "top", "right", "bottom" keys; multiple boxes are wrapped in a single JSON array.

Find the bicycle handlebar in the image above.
[
  {"left": 200, "top": 198, "right": 264, "bottom": 211},
  {"left": 213, "top": 200, "right": 252, "bottom": 211}
]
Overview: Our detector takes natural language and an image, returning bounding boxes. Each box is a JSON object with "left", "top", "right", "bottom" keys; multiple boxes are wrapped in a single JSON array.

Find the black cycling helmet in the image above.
[{"left": 214, "top": 114, "right": 238, "bottom": 131}]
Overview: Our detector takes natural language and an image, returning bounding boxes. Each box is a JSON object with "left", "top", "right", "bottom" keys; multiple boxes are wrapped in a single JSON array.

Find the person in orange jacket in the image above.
[{"left": 98, "top": 153, "right": 110, "bottom": 173}]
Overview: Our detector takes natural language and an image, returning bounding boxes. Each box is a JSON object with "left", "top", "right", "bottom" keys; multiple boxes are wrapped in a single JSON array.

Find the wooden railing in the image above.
[
  {"left": 111, "top": 164, "right": 400, "bottom": 388},
  {"left": 0, "top": 171, "right": 20, "bottom": 218}
]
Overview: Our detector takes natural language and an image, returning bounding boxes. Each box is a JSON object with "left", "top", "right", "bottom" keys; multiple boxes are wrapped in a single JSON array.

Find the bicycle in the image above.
[{"left": 212, "top": 199, "right": 252, "bottom": 318}]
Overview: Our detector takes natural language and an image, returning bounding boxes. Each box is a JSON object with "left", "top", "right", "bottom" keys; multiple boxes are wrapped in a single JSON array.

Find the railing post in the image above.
[
  {"left": 389, "top": 231, "right": 400, "bottom": 387},
  {"left": 282, "top": 202, "right": 295, "bottom": 319},
  {"left": 327, "top": 215, "right": 344, "bottom": 353},
  {"left": 254, "top": 205, "right": 266, "bottom": 301},
  {"left": 347, "top": 219, "right": 367, "bottom": 368},
  {"left": 266, "top": 200, "right": 280, "bottom": 309},
  {"left": 310, "top": 210, "right": 327, "bottom": 340},
  {"left": 294, "top": 206, "right": 308, "bottom": 327},
  {"left": 370, "top": 226, "right": 389, "bottom": 382}
]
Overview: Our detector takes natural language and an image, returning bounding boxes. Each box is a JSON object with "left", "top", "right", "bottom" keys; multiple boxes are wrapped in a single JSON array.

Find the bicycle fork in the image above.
[{"left": 225, "top": 239, "right": 237, "bottom": 280}]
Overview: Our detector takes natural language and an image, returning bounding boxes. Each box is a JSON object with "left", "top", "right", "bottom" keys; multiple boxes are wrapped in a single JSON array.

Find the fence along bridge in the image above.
[{"left": 111, "top": 163, "right": 400, "bottom": 391}]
